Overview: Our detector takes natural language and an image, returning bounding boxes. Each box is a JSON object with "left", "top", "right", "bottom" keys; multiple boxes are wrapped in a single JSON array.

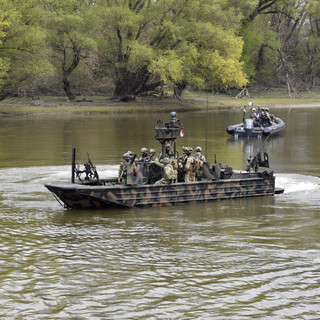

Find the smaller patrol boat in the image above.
[
  {"left": 45, "top": 112, "right": 284, "bottom": 209},
  {"left": 227, "top": 106, "right": 285, "bottom": 138}
]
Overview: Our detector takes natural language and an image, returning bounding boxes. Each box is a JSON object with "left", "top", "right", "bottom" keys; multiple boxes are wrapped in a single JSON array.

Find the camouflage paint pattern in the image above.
[
  {"left": 45, "top": 170, "right": 275, "bottom": 209},
  {"left": 126, "top": 161, "right": 162, "bottom": 185}
]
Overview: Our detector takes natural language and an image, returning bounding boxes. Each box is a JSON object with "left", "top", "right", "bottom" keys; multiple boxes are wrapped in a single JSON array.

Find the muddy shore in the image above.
[{"left": 1, "top": 95, "right": 320, "bottom": 117}]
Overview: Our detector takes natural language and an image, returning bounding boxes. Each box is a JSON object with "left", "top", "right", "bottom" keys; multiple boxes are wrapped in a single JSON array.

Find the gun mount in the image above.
[
  {"left": 154, "top": 111, "right": 183, "bottom": 157},
  {"left": 72, "top": 148, "right": 100, "bottom": 184},
  {"left": 245, "top": 135, "right": 270, "bottom": 172}
]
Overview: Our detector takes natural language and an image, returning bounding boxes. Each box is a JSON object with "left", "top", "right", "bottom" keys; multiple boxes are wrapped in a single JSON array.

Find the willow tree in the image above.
[
  {"left": 44, "top": 0, "right": 97, "bottom": 101},
  {"left": 94, "top": 0, "right": 247, "bottom": 100},
  {"left": 0, "top": 0, "right": 51, "bottom": 100}
]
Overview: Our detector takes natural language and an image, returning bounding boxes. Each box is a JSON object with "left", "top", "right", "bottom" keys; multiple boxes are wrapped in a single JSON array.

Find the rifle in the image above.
[
  {"left": 245, "top": 135, "right": 270, "bottom": 172},
  {"left": 130, "top": 154, "right": 137, "bottom": 164}
]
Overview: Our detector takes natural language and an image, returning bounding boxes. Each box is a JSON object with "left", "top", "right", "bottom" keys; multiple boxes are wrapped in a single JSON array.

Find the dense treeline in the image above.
[{"left": 0, "top": 0, "right": 320, "bottom": 101}]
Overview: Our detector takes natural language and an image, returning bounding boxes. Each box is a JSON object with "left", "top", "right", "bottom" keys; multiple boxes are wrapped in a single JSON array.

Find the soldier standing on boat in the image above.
[
  {"left": 118, "top": 153, "right": 130, "bottom": 185},
  {"left": 152, "top": 158, "right": 176, "bottom": 184},
  {"left": 160, "top": 143, "right": 174, "bottom": 160},
  {"left": 138, "top": 147, "right": 150, "bottom": 161},
  {"left": 176, "top": 146, "right": 187, "bottom": 182},
  {"left": 184, "top": 147, "right": 196, "bottom": 182},
  {"left": 149, "top": 149, "right": 158, "bottom": 162},
  {"left": 127, "top": 150, "right": 134, "bottom": 161},
  {"left": 195, "top": 146, "right": 206, "bottom": 181}
]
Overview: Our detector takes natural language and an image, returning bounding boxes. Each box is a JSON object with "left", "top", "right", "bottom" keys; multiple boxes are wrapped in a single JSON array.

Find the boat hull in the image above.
[{"left": 45, "top": 172, "right": 276, "bottom": 209}]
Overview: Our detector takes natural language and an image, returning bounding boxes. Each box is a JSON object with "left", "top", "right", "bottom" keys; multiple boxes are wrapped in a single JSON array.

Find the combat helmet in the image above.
[
  {"left": 123, "top": 152, "right": 129, "bottom": 159},
  {"left": 195, "top": 146, "right": 202, "bottom": 152},
  {"left": 163, "top": 157, "right": 170, "bottom": 164}
]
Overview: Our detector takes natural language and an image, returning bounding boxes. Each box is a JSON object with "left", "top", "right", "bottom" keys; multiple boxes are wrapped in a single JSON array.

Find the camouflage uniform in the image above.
[
  {"left": 149, "top": 149, "right": 159, "bottom": 162},
  {"left": 250, "top": 108, "right": 258, "bottom": 122},
  {"left": 177, "top": 146, "right": 188, "bottom": 182},
  {"left": 169, "top": 158, "right": 179, "bottom": 182},
  {"left": 160, "top": 143, "right": 174, "bottom": 159},
  {"left": 118, "top": 153, "right": 130, "bottom": 185},
  {"left": 153, "top": 158, "right": 176, "bottom": 184},
  {"left": 184, "top": 148, "right": 196, "bottom": 182},
  {"left": 195, "top": 146, "right": 206, "bottom": 181},
  {"left": 138, "top": 147, "right": 150, "bottom": 161},
  {"left": 265, "top": 108, "right": 272, "bottom": 124}
]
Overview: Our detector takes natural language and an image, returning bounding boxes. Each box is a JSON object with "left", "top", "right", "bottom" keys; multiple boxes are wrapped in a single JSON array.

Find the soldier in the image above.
[
  {"left": 259, "top": 108, "right": 270, "bottom": 126},
  {"left": 149, "top": 149, "right": 158, "bottom": 162},
  {"left": 127, "top": 150, "right": 134, "bottom": 161},
  {"left": 152, "top": 157, "right": 176, "bottom": 184},
  {"left": 265, "top": 107, "right": 272, "bottom": 124},
  {"left": 184, "top": 147, "right": 196, "bottom": 182},
  {"left": 250, "top": 107, "right": 258, "bottom": 122},
  {"left": 138, "top": 147, "right": 149, "bottom": 161},
  {"left": 176, "top": 146, "right": 186, "bottom": 182},
  {"left": 118, "top": 153, "right": 130, "bottom": 185},
  {"left": 160, "top": 143, "right": 174, "bottom": 159},
  {"left": 195, "top": 146, "right": 206, "bottom": 181}
]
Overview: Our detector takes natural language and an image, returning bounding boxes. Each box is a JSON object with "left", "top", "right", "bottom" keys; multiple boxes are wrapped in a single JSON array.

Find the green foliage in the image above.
[
  {"left": 44, "top": 0, "right": 98, "bottom": 99},
  {"left": 94, "top": 0, "right": 248, "bottom": 97},
  {"left": 241, "top": 19, "right": 280, "bottom": 83},
  {"left": 149, "top": 51, "right": 184, "bottom": 84},
  {"left": 0, "top": 0, "right": 52, "bottom": 93},
  {"left": 45, "top": 0, "right": 97, "bottom": 72},
  {"left": 1, "top": 0, "right": 320, "bottom": 98},
  {"left": 0, "top": 10, "right": 10, "bottom": 86}
]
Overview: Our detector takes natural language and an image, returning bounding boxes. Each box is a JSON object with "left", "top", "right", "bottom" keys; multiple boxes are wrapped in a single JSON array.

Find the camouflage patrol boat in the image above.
[{"left": 45, "top": 112, "right": 284, "bottom": 209}]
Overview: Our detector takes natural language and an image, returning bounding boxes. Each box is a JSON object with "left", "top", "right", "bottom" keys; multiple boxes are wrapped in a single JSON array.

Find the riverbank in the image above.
[{"left": 1, "top": 90, "right": 320, "bottom": 116}]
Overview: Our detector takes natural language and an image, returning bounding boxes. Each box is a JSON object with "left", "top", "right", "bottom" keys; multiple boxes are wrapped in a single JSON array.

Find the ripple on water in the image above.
[{"left": 0, "top": 167, "right": 320, "bottom": 319}]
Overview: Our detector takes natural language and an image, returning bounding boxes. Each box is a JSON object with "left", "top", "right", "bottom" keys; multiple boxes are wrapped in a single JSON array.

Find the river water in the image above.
[{"left": 0, "top": 106, "right": 320, "bottom": 319}]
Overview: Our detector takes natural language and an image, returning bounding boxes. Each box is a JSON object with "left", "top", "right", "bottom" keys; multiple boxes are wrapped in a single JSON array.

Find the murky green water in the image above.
[{"left": 0, "top": 107, "right": 320, "bottom": 319}]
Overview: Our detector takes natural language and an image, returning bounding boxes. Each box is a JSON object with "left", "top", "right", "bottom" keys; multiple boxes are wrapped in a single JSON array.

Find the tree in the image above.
[
  {"left": 94, "top": 0, "right": 248, "bottom": 100},
  {"left": 0, "top": 0, "right": 52, "bottom": 100},
  {"left": 292, "top": 1, "right": 320, "bottom": 89},
  {"left": 44, "top": 0, "right": 97, "bottom": 101},
  {"left": 240, "top": 17, "right": 279, "bottom": 85},
  {"left": 236, "top": 0, "right": 317, "bottom": 93},
  {"left": 0, "top": 8, "right": 10, "bottom": 87}
]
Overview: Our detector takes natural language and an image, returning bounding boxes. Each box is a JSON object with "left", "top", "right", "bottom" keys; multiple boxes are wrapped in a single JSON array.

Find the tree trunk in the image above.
[
  {"left": 111, "top": 67, "right": 162, "bottom": 101},
  {"left": 0, "top": 90, "right": 11, "bottom": 101},
  {"left": 63, "top": 76, "right": 76, "bottom": 101},
  {"left": 173, "top": 82, "right": 187, "bottom": 100}
]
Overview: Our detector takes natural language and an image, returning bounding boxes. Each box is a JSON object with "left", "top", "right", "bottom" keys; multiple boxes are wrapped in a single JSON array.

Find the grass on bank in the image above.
[{"left": 1, "top": 88, "right": 320, "bottom": 116}]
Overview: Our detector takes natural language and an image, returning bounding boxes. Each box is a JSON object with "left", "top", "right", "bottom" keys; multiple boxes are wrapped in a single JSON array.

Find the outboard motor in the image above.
[{"left": 244, "top": 118, "right": 253, "bottom": 137}]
